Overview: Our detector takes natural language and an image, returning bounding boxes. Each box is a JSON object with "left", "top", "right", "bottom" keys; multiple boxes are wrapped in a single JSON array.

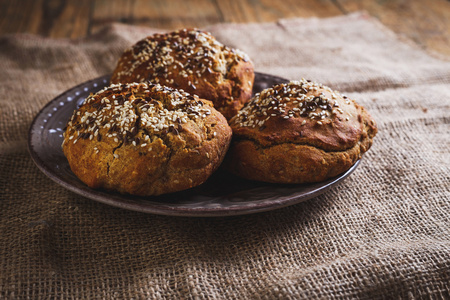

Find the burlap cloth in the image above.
[{"left": 1, "top": 12, "right": 449, "bottom": 299}]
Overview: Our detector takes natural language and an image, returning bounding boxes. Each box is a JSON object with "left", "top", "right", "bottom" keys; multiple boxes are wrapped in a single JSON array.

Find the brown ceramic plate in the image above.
[{"left": 28, "top": 73, "right": 360, "bottom": 217}]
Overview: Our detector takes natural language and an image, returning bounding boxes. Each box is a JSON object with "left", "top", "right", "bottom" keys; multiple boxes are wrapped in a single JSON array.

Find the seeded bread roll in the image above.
[
  {"left": 62, "top": 82, "right": 232, "bottom": 196},
  {"left": 225, "top": 79, "right": 377, "bottom": 183},
  {"left": 110, "top": 28, "right": 254, "bottom": 120}
]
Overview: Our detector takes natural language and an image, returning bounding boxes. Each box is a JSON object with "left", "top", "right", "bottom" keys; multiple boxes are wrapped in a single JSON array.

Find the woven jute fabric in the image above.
[{"left": 1, "top": 12, "right": 449, "bottom": 299}]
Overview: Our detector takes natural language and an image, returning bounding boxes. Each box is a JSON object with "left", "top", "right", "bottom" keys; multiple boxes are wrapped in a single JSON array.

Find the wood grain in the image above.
[
  {"left": 91, "top": 0, "right": 221, "bottom": 30},
  {"left": 336, "top": 0, "right": 450, "bottom": 57},
  {"left": 0, "top": 0, "right": 449, "bottom": 57}
]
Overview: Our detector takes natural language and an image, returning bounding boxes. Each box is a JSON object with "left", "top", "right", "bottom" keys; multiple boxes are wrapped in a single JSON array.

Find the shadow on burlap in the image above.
[{"left": 1, "top": 12, "right": 449, "bottom": 299}]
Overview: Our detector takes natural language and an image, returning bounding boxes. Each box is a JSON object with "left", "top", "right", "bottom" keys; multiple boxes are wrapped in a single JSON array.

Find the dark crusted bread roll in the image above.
[
  {"left": 225, "top": 79, "right": 377, "bottom": 183},
  {"left": 110, "top": 28, "right": 254, "bottom": 120},
  {"left": 62, "top": 82, "right": 232, "bottom": 196}
]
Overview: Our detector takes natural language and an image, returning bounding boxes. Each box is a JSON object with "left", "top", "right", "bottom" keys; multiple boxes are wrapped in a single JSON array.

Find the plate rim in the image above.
[{"left": 27, "top": 73, "right": 360, "bottom": 217}]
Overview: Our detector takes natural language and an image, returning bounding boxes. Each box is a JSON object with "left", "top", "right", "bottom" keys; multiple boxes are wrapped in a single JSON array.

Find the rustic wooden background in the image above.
[{"left": 1, "top": 0, "right": 449, "bottom": 58}]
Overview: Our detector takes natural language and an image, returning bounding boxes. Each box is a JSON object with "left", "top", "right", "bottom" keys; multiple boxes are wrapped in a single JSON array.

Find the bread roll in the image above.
[
  {"left": 63, "top": 82, "right": 232, "bottom": 196},
  {"left": 111, "top": 28, "right": 254, "bottom": 120},
  {"left": 225, "top": 79, "right": 377, "bottom": 183}
]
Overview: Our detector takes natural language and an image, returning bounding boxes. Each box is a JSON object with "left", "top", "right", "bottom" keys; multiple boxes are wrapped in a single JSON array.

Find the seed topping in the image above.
[
  {"left": 113, "top": 29, "right": 250, "bottom": 84},
  {"left": 232, "top": 79, "right": 353, "bottom": 129},
  {"left": 63, "top": 82, "right": 211, "bottom": 151}
]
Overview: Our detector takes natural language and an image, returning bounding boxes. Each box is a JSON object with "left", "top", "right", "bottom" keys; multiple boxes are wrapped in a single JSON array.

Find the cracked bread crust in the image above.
[
  {"left": 225, "top": 79, "right": 377, "bottom": 183},
  {"left": 62, "top": 82, "right": 232, "bottom": 196},
  {"left": 110, "top": 28, "right": 254, "bottom": 120}
]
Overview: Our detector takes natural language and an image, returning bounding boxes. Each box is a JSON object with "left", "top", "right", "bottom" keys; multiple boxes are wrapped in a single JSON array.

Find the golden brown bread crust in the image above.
[
  {"left": 110, "top": 28, "right": 255, "bottom": 120},
  {"left": 225, "top": 79, "right": 377, "bottom": 183},
  {"left": 62, "top": 82, "right": 232, "bottom": 196}
]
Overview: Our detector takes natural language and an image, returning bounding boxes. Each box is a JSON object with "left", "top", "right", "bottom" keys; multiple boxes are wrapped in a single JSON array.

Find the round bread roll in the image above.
[
  {"left": 110, "top": 28, "right": 254, "bottom": 120},
  {"left": 225, "top": 79, "right": 377, "bottom": 183},
  {"left": 62, "top": 82, "right": 232, "bottom": 196}
]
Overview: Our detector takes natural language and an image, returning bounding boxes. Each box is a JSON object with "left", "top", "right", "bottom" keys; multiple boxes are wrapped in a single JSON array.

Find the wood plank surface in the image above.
[
  {"left": 0, "top": 0, "right": 449, "bottom": 57},
  {"left": 337, "top": 0, "right": 450, "bottom": 58}
]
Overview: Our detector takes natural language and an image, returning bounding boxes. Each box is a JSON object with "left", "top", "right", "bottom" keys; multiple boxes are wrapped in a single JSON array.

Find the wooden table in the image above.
[{"left": 1, "top": 0, "right": 449, "bottom": 58}]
